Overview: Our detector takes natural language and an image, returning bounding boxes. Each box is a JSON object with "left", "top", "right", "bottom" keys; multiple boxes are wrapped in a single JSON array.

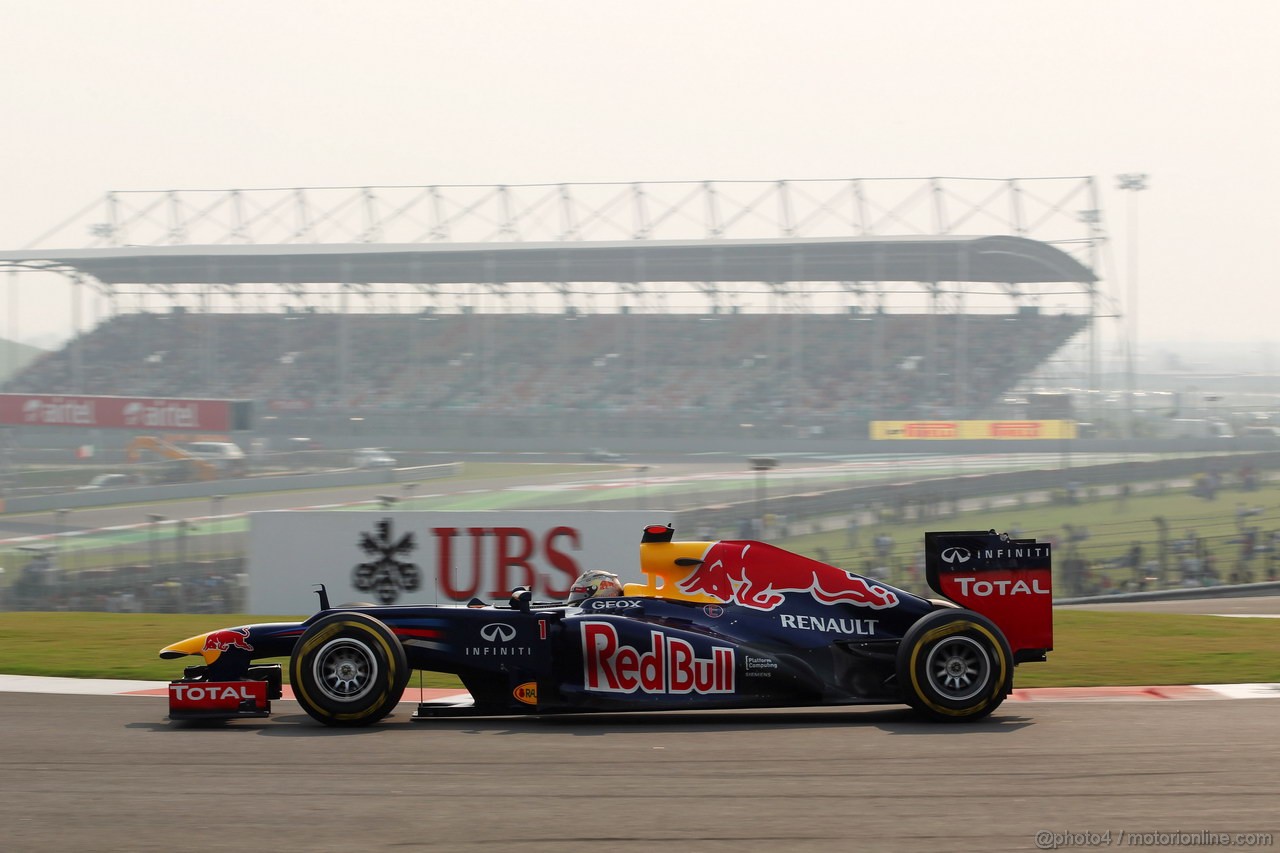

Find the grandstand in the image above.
[
  {"left": 4, "top": 309, "right": 1087, "bottom": 431},
  {"left": 0, "top": 178, "right": 1105, "bottom": 443}
]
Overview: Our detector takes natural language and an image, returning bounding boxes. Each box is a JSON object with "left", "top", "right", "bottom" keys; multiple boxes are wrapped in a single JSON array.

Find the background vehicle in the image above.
[
  {"left": 125, "top": 436, "right": 221, "bottom": 481},
  {"left": 353, "top": 448, "right": 397, "bottom": 469},
  {"left": 184, "top": 441, "right": 247, "bottom": 475},
  {"left": 1154, "top": 418, "right": 1234, "bottom": 439},
  {"left": 160, "top": 525, "right": 1052, "bottom": 726},
  {"left": 584, "top": 448, "right": 626, "bottom": 462},
  {"left": 76, "top": 473, "right": 138, "bottom": 490}
]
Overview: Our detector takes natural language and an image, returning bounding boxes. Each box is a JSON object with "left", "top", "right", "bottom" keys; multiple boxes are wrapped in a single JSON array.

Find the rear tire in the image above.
[
  {"left": 290, "top": 612, "right": 408, "bottom": 727},
  {"left": 896, "top": 609, "right": 1012, "bottom": 722}
]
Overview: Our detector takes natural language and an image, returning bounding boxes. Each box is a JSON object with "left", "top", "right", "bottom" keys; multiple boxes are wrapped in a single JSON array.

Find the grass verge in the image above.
[
  {"left": 1014, "top": 610, "right": 1280, "bottom": 687},
  {"left": 2, "top": 610, "right": 1277, "bottom": 689},
  {"left": 0, "top": 612, "right": 465, "bottom": 688}
]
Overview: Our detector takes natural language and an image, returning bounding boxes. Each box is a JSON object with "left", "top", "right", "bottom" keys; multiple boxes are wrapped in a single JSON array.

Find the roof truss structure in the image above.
[{"left": 2, "top": 176, "right": 1106, "bottom": 313}]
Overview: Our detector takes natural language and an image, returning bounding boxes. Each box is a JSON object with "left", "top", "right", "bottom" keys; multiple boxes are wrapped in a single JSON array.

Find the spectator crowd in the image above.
[{"left": 5, "top": 309, "right": 1086, "bottom": 423}]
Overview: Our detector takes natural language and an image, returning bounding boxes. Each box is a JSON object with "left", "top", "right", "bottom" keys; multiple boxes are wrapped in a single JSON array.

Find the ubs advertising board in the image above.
[{"left": 248, "top": 510, "right": 674, "bottom": 615}]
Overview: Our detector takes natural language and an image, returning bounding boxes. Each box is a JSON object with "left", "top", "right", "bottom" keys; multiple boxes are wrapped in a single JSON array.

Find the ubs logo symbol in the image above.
[
  {"left": 940, "top": 547, "right": 972, "bottom": 564},
  {"left": 352, "top": 519, "right": 420, "bottom": 604},
  {"left": 481, "top": 623, "right": 516, "bottom": 643}
]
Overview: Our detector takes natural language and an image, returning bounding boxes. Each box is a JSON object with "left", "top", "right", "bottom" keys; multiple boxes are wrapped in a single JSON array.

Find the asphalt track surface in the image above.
[
  {"left": 0, "top": 456, "right": 739, "bottom": 538},
  {"left": 0, "top": 450, "right": 1158, "bottom": 539},
  {"left": 0, "top": 691, "right": 1276, "bottom": 853}
]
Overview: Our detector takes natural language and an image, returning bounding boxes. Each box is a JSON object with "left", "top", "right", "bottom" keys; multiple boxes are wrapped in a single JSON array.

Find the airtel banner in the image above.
[
  {"left": 0, "top": 394, "right": 246, "bottom": 431},
  {"left": 247, "top": 511, "right": 674, "bottom": 615}
]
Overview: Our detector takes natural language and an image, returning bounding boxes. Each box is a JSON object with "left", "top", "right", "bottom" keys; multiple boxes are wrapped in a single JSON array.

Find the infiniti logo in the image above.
[
  {"left": 940, "top": 547, "right": 972, "bottom": 564},
  {"left": 480, "top": 623, "right": 516, "bottom": 643}
]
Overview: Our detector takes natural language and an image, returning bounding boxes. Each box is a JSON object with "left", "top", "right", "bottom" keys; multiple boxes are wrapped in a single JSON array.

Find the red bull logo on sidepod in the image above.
[
  {"left": 202, "top": 628, "right": 254, "bottom": 654},
  {"left": 583, "top": 622, "right": 734, "bottom": 695},
  {"left": 677, "top": 541, "right": 899, "bottom": 611}
]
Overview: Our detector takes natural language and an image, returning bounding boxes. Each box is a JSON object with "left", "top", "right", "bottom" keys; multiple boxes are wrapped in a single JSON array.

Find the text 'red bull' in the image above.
[
  {"left": 678, "top": 541, "right": 899, "bottom": 611},
  {"left": 202, "top": 628, "right": 254, "bottom": 653},
  {"left": 582, "top": 622, "right": 734, "bottom": 695}
]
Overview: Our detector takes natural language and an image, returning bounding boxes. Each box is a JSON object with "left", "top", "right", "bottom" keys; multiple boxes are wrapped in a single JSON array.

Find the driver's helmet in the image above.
[{"left": 566, "top": 570, "right": 623, "bottom": 605}]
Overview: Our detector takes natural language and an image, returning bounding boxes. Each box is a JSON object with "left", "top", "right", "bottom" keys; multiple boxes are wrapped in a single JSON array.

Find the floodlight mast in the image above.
[{"left": 1116, "top": 173, "right": 1149, "bottom": 440}]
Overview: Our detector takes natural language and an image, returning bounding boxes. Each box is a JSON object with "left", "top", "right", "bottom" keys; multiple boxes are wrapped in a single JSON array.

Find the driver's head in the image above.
[{"left": 566, "top": 570, "right": 623, "bottom": 605}]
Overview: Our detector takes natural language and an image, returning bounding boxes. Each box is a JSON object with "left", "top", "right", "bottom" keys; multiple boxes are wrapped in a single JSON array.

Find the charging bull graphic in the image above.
[
  {"left": 677, "top": 541, "right": 899, "bottom": 611},
  {"left": 202, "top": 628, "right": 254, "bottom": 653}
]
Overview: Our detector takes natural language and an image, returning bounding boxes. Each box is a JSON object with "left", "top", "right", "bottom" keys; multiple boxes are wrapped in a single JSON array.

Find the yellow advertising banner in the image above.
[{"left": 870, "top": 420, "right": 1078, "bottom": 440}]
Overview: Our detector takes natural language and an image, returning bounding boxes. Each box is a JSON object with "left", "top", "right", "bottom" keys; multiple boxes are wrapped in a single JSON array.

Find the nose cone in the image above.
[{"left": 159, "top": 631, "right": 222, "bottom": 664}]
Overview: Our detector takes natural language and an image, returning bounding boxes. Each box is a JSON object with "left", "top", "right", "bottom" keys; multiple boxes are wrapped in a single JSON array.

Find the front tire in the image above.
[
  {"left": 896, "top": 609, "right": 1012, "bottom": 722},
  {"left": 290, "top": 612, "right": 408, "bottom": 727}
]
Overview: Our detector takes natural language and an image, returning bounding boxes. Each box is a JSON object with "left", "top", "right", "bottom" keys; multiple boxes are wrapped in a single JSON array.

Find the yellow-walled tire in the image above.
[
  {"left": 896, "top": 609, "right": 1012, "bottom": 722},
  {"left": 290, "top": 612, "right": 409, "bottom": 727}
]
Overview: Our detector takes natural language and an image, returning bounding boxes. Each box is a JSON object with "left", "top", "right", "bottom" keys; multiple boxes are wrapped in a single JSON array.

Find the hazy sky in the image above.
[{"left": 3, "top": 0, "right": 1278, "bottom": 354}]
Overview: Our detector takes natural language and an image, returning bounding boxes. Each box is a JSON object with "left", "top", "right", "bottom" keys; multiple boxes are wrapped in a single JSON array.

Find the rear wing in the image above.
[{"left": 924, "top": 530, "right": 1053, "bottom": 663}]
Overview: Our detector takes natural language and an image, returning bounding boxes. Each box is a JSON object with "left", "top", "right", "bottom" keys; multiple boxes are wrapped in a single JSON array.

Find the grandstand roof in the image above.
[{"left": 0, "top": 234, "right": 1095, "bottom": 286}]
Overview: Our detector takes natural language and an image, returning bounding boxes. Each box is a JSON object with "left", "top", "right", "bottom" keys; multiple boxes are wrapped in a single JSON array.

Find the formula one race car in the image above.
[{"left": 159, "top": 524, "right": 1053, "bottom": 726}]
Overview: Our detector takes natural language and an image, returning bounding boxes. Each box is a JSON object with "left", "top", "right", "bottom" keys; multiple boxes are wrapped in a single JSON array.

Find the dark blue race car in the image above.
[{"left": 160, "top": 524, "right": 1053, "bottom": 725}]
